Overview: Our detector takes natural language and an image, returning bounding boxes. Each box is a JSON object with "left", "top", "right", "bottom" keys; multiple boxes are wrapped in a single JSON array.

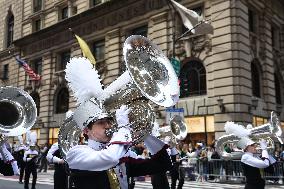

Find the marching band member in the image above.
[
  {"left": 66, "top": 103, "right": 171, "bottom": 189},
  {"left": 47, "top": 142, "right": 68, "bottom": 189},
  {"left": 224, "top": 121, "right": 277, "bottom": 189},
  {"left": 238, "top": 137, "right": 275, "bottom": 189},
  {"left": 14, "top": 135, "right": 28, "bottom": 184},
  {"left": 23, "top": 132, "right": 38, "bottom": 189},
  {"left": 0, "top": 140, "right": 20, "bottom": 176},
  {"left": 46, "top": 110, "right": 73, "bottom": 189}
]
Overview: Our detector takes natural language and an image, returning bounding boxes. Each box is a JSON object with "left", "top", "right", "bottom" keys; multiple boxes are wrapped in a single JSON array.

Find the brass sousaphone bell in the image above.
[
  {"left": 0, "top": 86, "right": 37, "bottom": 137},
  {"left": 157, "top": 115, "right": 188, "bottom": 147}
]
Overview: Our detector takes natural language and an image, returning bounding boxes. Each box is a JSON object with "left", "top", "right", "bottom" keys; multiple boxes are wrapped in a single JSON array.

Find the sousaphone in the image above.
[
  {"left": 0, "top": 86, "right": 37, "bottom": 137},
  {"left": 58, "top": 35, "right": 179, "bottom": 159}
]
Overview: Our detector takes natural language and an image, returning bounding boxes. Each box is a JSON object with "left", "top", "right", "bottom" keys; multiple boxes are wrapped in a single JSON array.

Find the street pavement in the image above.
[{"left": 0, "top": 170, "right": 284, "bottom": 189}]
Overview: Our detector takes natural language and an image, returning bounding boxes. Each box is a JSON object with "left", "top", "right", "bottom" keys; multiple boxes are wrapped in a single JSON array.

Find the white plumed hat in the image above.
[
  {"left": 65, "top": 57, "right": 111, "bottom": 130},
  {"left": 17, "top": 135, "right": 24, "bottom": 145},
  {"left": 224, "top": 121, "right": 254, "bottom": 150},
  {"left": 237, "top": 137, "right": 255, "bottom": 150}
]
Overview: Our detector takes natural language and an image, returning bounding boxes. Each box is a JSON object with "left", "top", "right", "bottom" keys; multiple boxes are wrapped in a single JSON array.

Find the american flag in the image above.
[{"left": 15, "top": 56, "right": 41, "bottom": 81}]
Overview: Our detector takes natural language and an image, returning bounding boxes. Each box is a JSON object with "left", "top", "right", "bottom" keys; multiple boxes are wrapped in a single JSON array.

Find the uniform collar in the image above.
[{"left": 88, "top": 139, "right": 107, "bottom": 151}]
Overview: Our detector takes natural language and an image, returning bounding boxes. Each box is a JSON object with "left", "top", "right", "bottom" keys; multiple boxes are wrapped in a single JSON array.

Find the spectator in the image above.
[{"left": 38, "top": 143, "right": 49, "bottom": 172}]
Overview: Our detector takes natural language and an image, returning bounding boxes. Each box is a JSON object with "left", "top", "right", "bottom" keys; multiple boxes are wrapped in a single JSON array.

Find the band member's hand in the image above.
[
  {"left": 259, "top": 139, "right": 267, "bottom": 150},
  {"left": 110, "top": 127, "right": 132, "bottom": 144},
  {"left": 116, "top": 105, "right": 131, "bottom": 127}
]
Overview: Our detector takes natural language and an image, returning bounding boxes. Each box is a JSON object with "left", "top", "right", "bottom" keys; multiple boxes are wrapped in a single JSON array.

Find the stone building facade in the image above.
[{"left": 0, "top": 0, "right": 283, "bottom": 146}]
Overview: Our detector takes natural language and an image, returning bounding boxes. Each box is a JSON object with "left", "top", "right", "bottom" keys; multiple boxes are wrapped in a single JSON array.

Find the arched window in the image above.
[
  {"left": 6, "top": 11, "right": 14, "bottom": 47},
  {"left": 179, "top": 60, "right": 206, "bottom": 97},
  {"left": 274, "top": 73, "right": 282, "bottom": 105},
  {"left": 30, "top": 92, "right": 40, "bottom": 116},
  {"left": 55, "top": 87, "right": 69, "bottom": 113},
  {"left": 251, "top": 60, "right": 261, "bottom": 98}
]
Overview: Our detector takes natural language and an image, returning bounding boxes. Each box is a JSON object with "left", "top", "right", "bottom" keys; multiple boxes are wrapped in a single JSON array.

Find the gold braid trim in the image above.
[{"left": 107, "top": 169, "right": 120, "bottom": 189}]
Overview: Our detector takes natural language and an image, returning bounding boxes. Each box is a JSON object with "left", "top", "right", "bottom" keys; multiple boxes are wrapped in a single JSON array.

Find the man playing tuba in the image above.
[{"left": 238, "top": 137, "right": 276, "bottom": 189}]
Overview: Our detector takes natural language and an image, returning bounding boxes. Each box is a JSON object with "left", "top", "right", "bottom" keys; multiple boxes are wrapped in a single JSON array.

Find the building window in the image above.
[
  {"left": 33, "top": 0, "right": 43, "bottom": 12},
  {"left": 93, "top": 40, "right": 105, "bottom": 61},
  {"left": 251, "top": 60, "right": 261, "bottom": 98},
  {"left": 33, "top": 19, "right": 42, "bottom": 32},
  {"left": 248, "top": 9, "right": 257, "bottom": 33},
  {"left": 49, "top": 128, "right": 59, "bottom": 144},
  {"left": 56, "top": 51, "right": 70, "bottom": 71},
  {"left": 92, "top": 0, "right": 103, "bottom": 6},
  {"left": 2, "top": 64, "right": 9, "bottom": 80},
  {"left": 60, "top": 6, "right": 68, "bottom": 20},
  {"left": 55, "top": 87, "right": 69, "bottom": 114},
  {"left": 192, "top": 6, "right": 203, "bottom": 17},
  {"left": 93, "top": 40, "right": 106, "bottom": 76},
  {"left": 6, "top": 12, "right": 14, "bottom": 48},
  {"left": 275, "top": 73, "right": 282, "bottom": 105},
  {"left": 131, "top": 25, "right": 148, "bottom": 37},
  {"left": 31, "top": 59, "right": 42, "bottom": 76},
  {"left": 271, "top": 26, "right": 280, "bottom": 50},
  {"left": 72, "top": 6, "right": 77, "bottom": 15},
  {"left": 179, "top": 60, "right": 206, "bottom": 97},
  {"left": 30, "top": 92, "right": 40, "bottom": 116}
]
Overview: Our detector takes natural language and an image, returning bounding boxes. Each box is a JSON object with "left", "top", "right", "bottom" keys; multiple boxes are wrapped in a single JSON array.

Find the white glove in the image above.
[
  {"left": 116, "top": 105, "right": 131, "bottom": 127},
  {"left": 259, "top": 139, "right": 267, "bottom": 150},
  {"left": 110, "top": 127, "right": 132, "bottom": 144}
]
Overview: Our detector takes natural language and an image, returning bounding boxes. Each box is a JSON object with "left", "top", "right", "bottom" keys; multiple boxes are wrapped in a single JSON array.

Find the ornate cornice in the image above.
[{"left": 14, "top": 0, "right": 167, "bottom": 56}]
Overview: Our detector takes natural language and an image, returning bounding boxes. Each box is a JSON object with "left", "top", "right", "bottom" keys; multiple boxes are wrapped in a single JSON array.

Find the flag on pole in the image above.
[
  {"left": 74, "top": 34, "right": 96, "bottom": 65},
  {"left": 15, "top": 56, "right": 41, "bottom": 81},
  {"left": 171, "top": 57, "right": 181, "bottom": 76},
  {"left": 169, "top": 0, "right": 213, "bottom": 35}
]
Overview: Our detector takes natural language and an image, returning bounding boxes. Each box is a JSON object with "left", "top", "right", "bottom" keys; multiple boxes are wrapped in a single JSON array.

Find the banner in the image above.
[{"left": 171, "top": 57, "right": 181, "bottom": 76}]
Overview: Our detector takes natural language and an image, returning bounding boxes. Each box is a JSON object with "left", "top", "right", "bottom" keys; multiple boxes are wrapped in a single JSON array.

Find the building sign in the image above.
[
  {"left": 184, "top": 116, "right": 215, "bottom": 133},
  {"left": 184, "top": 117, "right": 205, "bottom": 133},
  {"left": 206, "top": 116, "right": 215, "bottom": 132},
  {"left": 165, "top": 108, "right": 184, "bottom": 124}
]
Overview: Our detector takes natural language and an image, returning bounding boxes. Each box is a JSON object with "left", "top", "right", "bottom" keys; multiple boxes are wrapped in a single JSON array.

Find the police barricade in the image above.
[{"left": 180, "top": 159, "right": 284, "bottom": 183}]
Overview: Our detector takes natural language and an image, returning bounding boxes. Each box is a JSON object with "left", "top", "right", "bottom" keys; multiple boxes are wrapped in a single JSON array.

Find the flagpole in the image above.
[{"left": 174, "top": 20, "right": 206, "bottom": 43}]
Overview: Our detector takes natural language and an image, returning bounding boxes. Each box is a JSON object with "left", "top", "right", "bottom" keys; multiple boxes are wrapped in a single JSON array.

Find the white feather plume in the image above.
[
  {"left": 224, "top": 121, "right": 250, "bottom": 137},
  {"left": 29, "top": 131, "right": 37, "bottom": 145},
  {"left": 65, "top": 110, "right": 73, "bottom": 119},
  {"left": 26, "top": 130, "right": 31, "bottom": 144},
  {"left": 65, "top": 57, "right": 104, "bottom": 104},
  {"left": 17, "top": 135, "right": 23, "bottom": 145}
]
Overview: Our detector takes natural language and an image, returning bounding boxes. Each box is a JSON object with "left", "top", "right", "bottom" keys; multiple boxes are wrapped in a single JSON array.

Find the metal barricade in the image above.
[{"left": 193, "top": 159, "right": 284, "bottom": 183}]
